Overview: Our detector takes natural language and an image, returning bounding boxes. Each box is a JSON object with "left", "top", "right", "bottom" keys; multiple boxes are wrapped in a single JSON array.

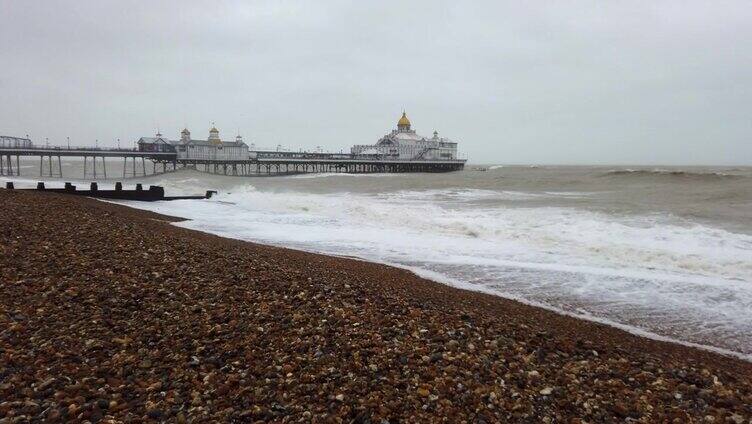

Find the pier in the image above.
[{"left": 0, "top": 145, "right": 465, "bottom": 179}]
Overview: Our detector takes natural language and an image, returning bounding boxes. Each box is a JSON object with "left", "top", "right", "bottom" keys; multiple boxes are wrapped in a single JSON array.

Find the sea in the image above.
[{"left": 6, "top": 163, "right": 752, "bottom": 359}]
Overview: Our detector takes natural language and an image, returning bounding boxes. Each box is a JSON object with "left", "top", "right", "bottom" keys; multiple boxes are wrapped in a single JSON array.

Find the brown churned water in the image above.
[{"left": 6, "top": 164, "right": 752, "bottom": 357}]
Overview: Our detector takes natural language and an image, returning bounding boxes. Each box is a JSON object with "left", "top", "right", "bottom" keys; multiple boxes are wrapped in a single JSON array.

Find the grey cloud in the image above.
[{"left": 1, "top": 0, "right": 750, "bottom": 164}]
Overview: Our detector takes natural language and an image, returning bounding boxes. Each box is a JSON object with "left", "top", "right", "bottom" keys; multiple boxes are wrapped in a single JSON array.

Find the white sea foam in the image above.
[
  {"left": 388, "top": 188, "right": 589, "bottom": 202},
  {"left": 7, "top": 165, "right": 751, "bottom": 357},
  {"left": 124, "top": 184, "right": 752, "bottom": 357},
  {"left": 543, "top": 191, "right": 594, "bottom": 197}
]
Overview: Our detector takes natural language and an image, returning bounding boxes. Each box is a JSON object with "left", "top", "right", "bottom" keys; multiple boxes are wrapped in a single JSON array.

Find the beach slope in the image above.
[{"left": 0, "top": 190, "right": 750, "bottom": 422}]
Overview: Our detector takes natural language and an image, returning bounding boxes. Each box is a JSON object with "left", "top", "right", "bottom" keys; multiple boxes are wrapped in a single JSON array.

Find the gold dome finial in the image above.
[{"left": 397, "top": 111, "right": 411, "bottom": 130}]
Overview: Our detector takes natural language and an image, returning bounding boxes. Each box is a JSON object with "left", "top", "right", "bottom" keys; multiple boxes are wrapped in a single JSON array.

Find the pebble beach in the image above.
[{"left": 1, "top": 190, "right": 751, "bottom": 423}]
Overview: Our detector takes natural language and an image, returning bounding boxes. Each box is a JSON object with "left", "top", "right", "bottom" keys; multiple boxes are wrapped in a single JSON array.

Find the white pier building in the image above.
[
  {"left": 138, "top": 126, "right": 249, "bottom": 161},
  {"left": 351, "top": 112, "right": 459, "bottom": 160}
]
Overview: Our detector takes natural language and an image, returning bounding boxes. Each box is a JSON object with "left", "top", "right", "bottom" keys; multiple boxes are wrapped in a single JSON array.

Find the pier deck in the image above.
[{"left": 0, "top": 146, "right": 466, "bottom": 178}]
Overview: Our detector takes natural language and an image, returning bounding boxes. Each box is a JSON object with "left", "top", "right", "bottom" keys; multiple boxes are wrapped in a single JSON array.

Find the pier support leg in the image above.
[
  {"left": 58, "top": 156, "right": 62, "bottom": 178},
  {"left": 102, "top": 157, "right": 107, "bottom": 179}
]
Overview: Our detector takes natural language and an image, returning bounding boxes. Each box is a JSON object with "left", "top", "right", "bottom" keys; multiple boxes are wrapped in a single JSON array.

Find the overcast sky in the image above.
[{"left": 1, "top": 1, "right": 750, "bottom": 165}]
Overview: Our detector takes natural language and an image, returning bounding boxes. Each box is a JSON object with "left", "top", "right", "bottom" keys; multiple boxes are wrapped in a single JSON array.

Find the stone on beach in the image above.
[{"left": 0, "top": 190, "right": 751, "bottom": 422}]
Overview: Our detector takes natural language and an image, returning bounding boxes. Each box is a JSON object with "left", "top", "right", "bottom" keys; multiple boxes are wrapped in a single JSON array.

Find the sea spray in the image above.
[{"left": 122, "top": 174, "right": 752, "bottom": 356}]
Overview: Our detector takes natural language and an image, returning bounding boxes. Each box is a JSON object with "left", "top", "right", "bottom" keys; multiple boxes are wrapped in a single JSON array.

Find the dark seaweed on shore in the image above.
[{"left": 1, "top": 190, "right": 751, "bottom": 423}]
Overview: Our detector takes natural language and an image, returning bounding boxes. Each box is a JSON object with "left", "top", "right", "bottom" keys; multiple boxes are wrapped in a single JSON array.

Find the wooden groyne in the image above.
[{"left": 3, "top": 181, "right": 215, "bottom": 202}]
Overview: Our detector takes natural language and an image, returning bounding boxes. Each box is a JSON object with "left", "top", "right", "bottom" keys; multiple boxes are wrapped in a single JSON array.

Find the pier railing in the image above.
[{"left": 0, "top": 144, "right": 466, "bottom": 178}]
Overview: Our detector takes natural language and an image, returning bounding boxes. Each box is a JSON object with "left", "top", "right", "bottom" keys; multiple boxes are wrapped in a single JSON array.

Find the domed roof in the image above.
[
  {"left": 397, "top": 112, "right": 411, "bottom": 127},
  {"left": 208, "top": 124, "right": 222, "bottom": 144},
  {"left": 181, "top": 128, "right": 190, "bottom": 134}
]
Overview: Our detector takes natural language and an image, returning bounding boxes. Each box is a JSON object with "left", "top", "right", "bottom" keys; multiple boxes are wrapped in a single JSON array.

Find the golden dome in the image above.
[
  {"left": 210, "top": 126, "right": 219, "bottom": 133},
  {"left": 397, "top": 112, "right": 411, "bottom": 127}
]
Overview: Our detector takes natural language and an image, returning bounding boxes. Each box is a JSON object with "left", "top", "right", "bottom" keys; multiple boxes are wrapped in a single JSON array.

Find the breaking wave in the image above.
[
  {"left": 125, "top": 184, "right": 752, "bottom": 357},
  {"left": 602, "top": 169, "right": 742, "bottom": 180}
]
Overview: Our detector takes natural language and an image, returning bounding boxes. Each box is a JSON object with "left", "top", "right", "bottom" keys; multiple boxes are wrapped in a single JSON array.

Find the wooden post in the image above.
[
  {"left": 58, "top": 156, "right": 62, "bottom": 177},
  {"left": 102, "top": 157, "right": 107, "bottom": 179}
]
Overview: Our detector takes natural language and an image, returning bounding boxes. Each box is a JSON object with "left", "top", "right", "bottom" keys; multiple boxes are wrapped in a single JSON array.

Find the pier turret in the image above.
[
  {"left": 180, "top": 128, "right": 191, "bottom": 143},
  {"left": 208, "top": 124, "right": 221, "bottom": 145},
  {"left": 397, "top": 111, "right": 411, "bottom": 132}
]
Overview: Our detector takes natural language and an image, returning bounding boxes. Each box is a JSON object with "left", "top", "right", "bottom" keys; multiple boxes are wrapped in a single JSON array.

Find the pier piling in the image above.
[{"left": 1, "top": 145, "right": 466, "bottom": 180}]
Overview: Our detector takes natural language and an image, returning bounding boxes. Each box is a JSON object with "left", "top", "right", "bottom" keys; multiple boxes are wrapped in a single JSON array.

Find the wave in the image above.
[
  {"left": 389, "top": 188, "right": 518, "bottom": 201},
  {"left": 391, "top": 188, "right": 598, "bottom": 202},
  {"left": 543, "top": 191, "right": 594, "bottom": 197},
  {"left": 602, "top": 169, "right": 743, "bottom": 179},
  {"left": 387, "top": 188, "right": 594, "bottom": 202},
  {"left": 125, "top": 187, "right": 752, "bottom": 356}
]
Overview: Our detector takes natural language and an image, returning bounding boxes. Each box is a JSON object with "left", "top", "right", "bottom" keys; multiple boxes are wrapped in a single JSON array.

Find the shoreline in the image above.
[
  {"left": 189, "top": 235, "right": 752, "bottom": 364},
  {"left": 140, "top": 197, "right": 752, "bottom": 363},
  {"left": 1, "top": 190, "right": 751, "bottom": 422}
]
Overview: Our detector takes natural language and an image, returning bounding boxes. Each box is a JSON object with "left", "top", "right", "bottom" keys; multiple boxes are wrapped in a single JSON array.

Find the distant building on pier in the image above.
[
  {"left": 0, "top": 135, "right": 33, "bottom": 148},
  {"left": 136, "top": 134, "right": 173, "bottom": 152},
  {"left": 351, "top": 112, "right": 459, "bottom": 160},
  {"left": 138, "top": 126, "right": 249, "bottom": 160}
]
